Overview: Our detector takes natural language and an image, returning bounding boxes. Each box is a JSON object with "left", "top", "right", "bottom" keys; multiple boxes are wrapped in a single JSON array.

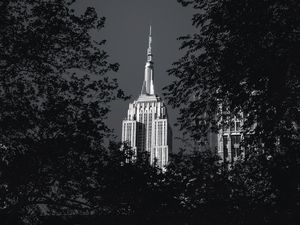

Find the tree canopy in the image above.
[
  {"left": 162, "top": 1, "right": 300, "bottom": 224},
  {"left": 0, "top": 0, "right": 127, "bottom": 223},
  {"left": 164, "top": 0, "right": 300, "bottom": 152}
]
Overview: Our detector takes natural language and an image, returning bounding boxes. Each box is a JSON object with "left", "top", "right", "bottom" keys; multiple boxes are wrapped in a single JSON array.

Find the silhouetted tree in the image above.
[
  {"left": 164, "top": 150, "right": 229, "bottom": 224},
  {"left": 164, "top": 0, "right": 299, "bottom": 152},
  {"left": 163, "top": 150, "right": 299, "bottom": 225},
  {"left": 0, "top": 0, "right": 127, "bottom": 224},
  {"left": 163, "top": 0, "right": 300, "bottom": 224}
]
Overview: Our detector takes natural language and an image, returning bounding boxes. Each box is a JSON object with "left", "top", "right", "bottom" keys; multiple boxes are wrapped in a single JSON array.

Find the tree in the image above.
[
  {"left": 164, "top": 1, "right": 300, "bottom": 224},
  {"left": 164, "top": 0, "right": 300, "bottom": 152},
  {"left": 164, "top": 150, "right": 229, "bottom": 225},
  {"left": 163, "top": 150, "right": 298, "bottom": 225},
  {"left": 0, "top": 0, "right": 127, "bottom": 224}
]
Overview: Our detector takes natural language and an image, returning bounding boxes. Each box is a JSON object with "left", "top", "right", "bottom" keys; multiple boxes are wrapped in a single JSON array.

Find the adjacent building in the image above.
[
  {"left": 217, "top": 116, "right": 244, "bottom": 162},
  {"left": 122, "top": 27, "right": 172, "bottom": 169},
  {"left": 196, "top": 111, "right": 244, "bottom": 163}
]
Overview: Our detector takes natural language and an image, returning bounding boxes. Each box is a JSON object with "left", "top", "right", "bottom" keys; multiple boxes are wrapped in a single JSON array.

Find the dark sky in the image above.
[{"left": 75, "top": 0, "right": 196, "bottom": 152}]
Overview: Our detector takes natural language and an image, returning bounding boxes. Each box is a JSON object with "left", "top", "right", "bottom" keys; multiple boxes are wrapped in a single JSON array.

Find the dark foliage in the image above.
[
  {"left": 0, "top": 0, "right": 127, "bottom": 224},
  {"left": 164, "top": 0, "right": 300, "bottom": 152},
  {"left": 1, "top": 1, "right": 299, "bottom": 225},
  {"left": 33, "top": 149, "right": 299, "bottom": 225},
  {"left": 161, "top": 0, "right": 300, "bottom": 224}
]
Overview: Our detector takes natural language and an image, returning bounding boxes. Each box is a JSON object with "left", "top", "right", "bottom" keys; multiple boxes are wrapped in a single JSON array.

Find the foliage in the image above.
[
  {"left": 93, "top": 149, "right": 299, "bottom": 225},
  {"left": 162, "top": 0, "right": 300, "bottom": 224},
  {"left": 164, "top": 0, "right": 300, "bottom": 151},
  {"left": 0, "top": 0, "right": 127, "bottom": 223},
  {"left": 1, "top": 1, "right": 299, "bottom": 225},
  {"left": 162, "top": 150, "right": 299, "bottom": 225}
]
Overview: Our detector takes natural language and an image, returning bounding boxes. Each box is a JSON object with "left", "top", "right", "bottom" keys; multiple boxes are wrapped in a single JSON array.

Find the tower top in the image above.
[
  {"left": 141, "top": 26, "right": 155, "bottom": 96},
  {"left": 147, "top": 25, "right": 153, "bottom": 62}
]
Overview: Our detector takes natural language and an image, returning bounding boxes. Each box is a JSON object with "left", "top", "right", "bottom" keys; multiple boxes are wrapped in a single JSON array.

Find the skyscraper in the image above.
[{"left": 121, "top": 26, "right": 172, "bottom": 169}]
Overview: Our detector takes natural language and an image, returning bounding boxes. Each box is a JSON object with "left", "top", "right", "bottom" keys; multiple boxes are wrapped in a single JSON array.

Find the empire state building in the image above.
[{"left": 121, "top": 27, "right": 172, "bottom": 169}]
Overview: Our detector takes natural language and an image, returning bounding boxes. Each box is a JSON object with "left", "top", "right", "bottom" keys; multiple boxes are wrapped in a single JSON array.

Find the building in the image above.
[
  {"left": 121, "top": 26, "right": 172, "bottom": 169},
  {"left": 217, "top": 115, "right": 244, "bottom": 162},
  {"left": 195, "top": 111, "right": 243, "bottom": 163}
]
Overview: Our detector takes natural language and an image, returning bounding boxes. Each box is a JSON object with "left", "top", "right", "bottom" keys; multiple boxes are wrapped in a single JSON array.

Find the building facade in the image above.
[
  {"left": 196, "top": 112, "right": 244, "bottom": 163},
  {"left": 122, "top": 27, "right": 172, "bottom": 169},
  {"left": 217, "top": 116, "right": 244, "bottom": 162}
]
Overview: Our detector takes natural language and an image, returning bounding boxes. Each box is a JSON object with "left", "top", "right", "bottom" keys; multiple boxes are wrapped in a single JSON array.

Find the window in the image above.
[
  {"left": 231, "top": 135, "right": 241, "bottom": 157},
  {"left": 223, "top": 135, "right": 228, "bottom": 158},
  {"left": 235, "top": 121, "right": 241, "bottom": 131}
]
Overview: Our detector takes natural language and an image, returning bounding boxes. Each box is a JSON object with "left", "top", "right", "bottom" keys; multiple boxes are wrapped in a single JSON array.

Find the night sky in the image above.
[{"left": 75, "top": 0, "right": 196, "bottom": 152}]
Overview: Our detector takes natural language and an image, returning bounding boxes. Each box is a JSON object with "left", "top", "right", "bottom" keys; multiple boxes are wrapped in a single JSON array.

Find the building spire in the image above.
[
  {"left": 147, "top": 25, "right": 153, "bottom": 62},
  {"left": 141, "top": 25, "right": 155, "bottom": 96}
]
